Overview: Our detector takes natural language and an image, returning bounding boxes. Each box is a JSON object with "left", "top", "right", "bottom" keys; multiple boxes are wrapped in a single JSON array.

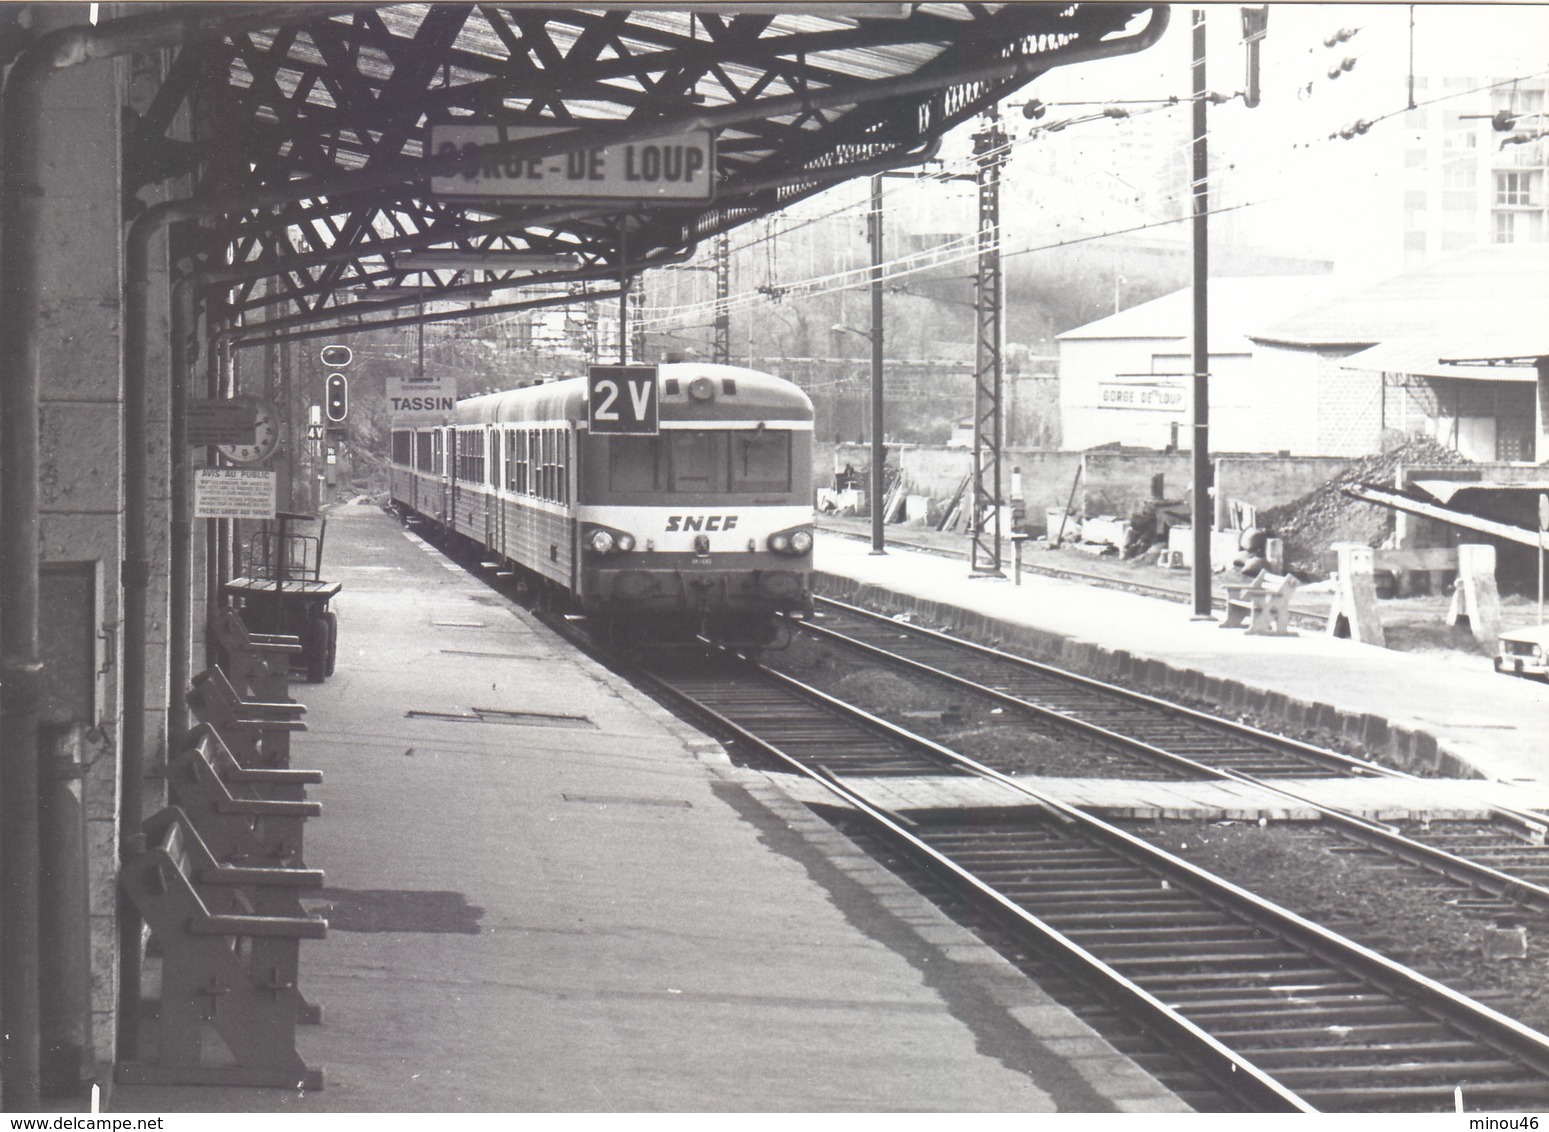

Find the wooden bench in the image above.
[
  {"left": 168, "top": 724, "right": 321, "bottom": 872},
  {"left": 1221, "top": 571, "right": 1299, "bottom": 636},
  {"left": 212, "top": 606, "right": 302, "bottom": 702},
  {"left": 117, "top": 806, "right": 325, "bottom": 1090},
  {"left": 187, "top": 665, "right": 307, "bottom": 767}
]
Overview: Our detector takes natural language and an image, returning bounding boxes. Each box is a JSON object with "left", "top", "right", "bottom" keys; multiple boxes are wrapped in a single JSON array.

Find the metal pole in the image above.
[
  {"left": 869, "top": 174, "right": 886, "bottom": 555},
  {"left": 1190, "top": 9, "right": 1213, "bottom": 618},
  {"left": 619, "top": 277, "right": 629, "bottom": 364},
  {"left": 970, "top": 112, "right": 1006, "bottom": 576},
  {"left": 169, "top": 272, "right": 196, "bottom": 738},
  {"left": 714, "top": 231, "right": 731, "bottom": 365}
]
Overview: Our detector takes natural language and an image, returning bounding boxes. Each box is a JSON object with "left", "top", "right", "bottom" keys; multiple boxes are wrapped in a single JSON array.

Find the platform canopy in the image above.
[{"left": 117, "top": 2, "right": 1165, "bottom": 341}]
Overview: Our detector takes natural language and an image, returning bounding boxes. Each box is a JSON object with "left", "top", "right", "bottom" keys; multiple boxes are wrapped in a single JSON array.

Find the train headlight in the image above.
[
  {"left": 584, "top": 524, "right": 636, "bottom": 556},
  {"left": 768, "top": 526, "right": 813, "bottom": 557}
]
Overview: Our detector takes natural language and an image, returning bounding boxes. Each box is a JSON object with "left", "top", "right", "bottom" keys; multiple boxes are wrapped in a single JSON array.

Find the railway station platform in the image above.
[
  {"left": 109, "top": 501, "right": 1187, "bottom": 1115},
  {"left": 814, "top": 533, "right": 1549, "bottom": 802}
]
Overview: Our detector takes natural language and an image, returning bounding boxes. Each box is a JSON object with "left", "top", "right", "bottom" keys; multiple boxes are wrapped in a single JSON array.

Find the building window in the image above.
[
  {"left": 1495, "top": 211, "right": 1517, "bottom": 243},
  {"left": 1496, "top": 171, "right": 1534, "bottom": 206},
  {"left": 1443, "top": 163, "right": 1476, "bottom": 189}
]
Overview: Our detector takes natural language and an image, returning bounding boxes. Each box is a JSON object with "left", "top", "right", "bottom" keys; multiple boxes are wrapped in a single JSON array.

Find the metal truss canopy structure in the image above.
[{"left": 117, "top": 1, "right": 1167, "bottom": 338}]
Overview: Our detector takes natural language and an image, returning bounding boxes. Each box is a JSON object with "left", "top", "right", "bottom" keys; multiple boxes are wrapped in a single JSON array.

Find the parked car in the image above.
[{"left": 1495, "top": 622, "right": 1549, "bottom": 681}]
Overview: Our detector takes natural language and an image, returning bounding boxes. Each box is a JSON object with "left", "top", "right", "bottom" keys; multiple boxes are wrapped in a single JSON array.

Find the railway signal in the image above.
[
  {"left": 325, "top": 373, "right": 348, "bottom": 422},
  {"left": 322, "top": 343, "right": 352, "bottom": 423}
]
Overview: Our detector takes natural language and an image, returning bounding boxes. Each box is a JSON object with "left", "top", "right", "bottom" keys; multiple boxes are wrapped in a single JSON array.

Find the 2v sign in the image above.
[{"left": 588, "top": 365, "right": 659, "bottom": 435}]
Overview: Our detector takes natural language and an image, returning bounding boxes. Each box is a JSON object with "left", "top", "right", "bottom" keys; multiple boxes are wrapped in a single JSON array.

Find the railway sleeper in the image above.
[
  {"left": 1100, "top": 949, "right": 1310, "bottom": 970},
  {"left": 1247, "top": 1040, "right": 1530, "bottom": 1068},
  {"left": 1155, "top": 979, "right": 1369, "bottom": 1001},
  {"left": 1214, "top": 1020, "right": 1454, "bottom": 1044},
  {"left": 1175, "top": 1002, "right": 1430, "bottom": 1026},
  {"left": 1035, "top": 909, "right": 1230, "bottom": 927},
  {"left": 1089, "top": 941, "right": 1308, "bottom": 962},
  {"left": 1292, "top": 1079, "right": 1549, "bottom": 1110},
  {"left": 1062, "top": 925, "right": 1272, "bottom": 944},
  {"left": 1126, "top": 965, "right": 1349, "bottom": 988},
  {"left": 1171, "top": 992, "right": 1419, "bottom": 1015},
  {"left": 1272, "top": 1060, "right": 1540, "bottom": 1086}
]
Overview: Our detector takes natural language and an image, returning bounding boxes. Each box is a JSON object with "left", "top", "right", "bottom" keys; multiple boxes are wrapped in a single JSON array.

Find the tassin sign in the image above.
[
  {"left": 387, "top": 377, "right": 456, "bottom": 425},
  {"left": 428, "top": 124, "right": 714, "bottom": 202}
]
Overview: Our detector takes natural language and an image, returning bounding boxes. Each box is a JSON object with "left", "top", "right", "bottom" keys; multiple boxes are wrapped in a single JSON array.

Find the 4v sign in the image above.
[{"left": 588, "top": 365, "right": 659, "bottom": 435}]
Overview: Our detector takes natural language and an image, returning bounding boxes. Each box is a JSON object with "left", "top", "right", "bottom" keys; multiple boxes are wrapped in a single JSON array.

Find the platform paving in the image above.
[
  {"left": 816, "top": 534, "right": 1549, "bottom": 800},
  {"left": 108, "top": 501, "right": 1186, "bottom": 1114}
]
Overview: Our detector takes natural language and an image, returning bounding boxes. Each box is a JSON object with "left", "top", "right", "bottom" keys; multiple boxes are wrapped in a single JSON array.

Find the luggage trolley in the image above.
[{"left": 223, "top": 511, "right": 341, "bottom": 683}]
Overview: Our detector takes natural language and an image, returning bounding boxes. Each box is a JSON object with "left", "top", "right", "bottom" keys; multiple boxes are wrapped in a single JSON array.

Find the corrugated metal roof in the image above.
[
  {"left": 1056, "top": 274, "right": 1341, "bottom": 351},
  {"left": 1341, "top": 337, "right": 1538, "bottom": 382},
  {"left": 1250, "top": 243, "right": 1549, "bottom": 349}
]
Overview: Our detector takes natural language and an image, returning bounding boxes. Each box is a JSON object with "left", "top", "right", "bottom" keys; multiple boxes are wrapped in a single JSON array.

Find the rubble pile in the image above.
[{"left": 1258, "top": 437, "right": 1473, "bottom": 577}]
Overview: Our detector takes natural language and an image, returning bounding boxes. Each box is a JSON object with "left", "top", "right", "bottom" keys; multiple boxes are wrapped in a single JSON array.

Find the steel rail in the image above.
[
  {"left": 812, "top": 595, "right": 1549, "bottom": 840},
  {"left": 643, "top": 654, "right": 1549, "bottom": 1108},
  {"left": 426, "top": 513, "right": 1549, "bottom": 1110},
  {"left": 635, "top": 662, "right": 1310, "bottom": 1112},
  {"left": 811, "top": 596, "right": 1378, "bottom": 775},
  {"left": 763, "top": 660, "right": 1549, "bottom": 1074},
  {"left": 800, "top": 599, "right": 1549, "bottom": 913}
]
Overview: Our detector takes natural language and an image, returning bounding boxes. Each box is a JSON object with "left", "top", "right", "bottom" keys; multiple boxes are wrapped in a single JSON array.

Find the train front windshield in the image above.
[{"left": 606, "top": 430, "right": 793, "bottom": 496}]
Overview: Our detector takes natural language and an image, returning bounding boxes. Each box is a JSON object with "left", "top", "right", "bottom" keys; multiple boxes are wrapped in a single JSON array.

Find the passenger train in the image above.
[{"left": 388, "top": 362, "right": 815, "bottom": 644}]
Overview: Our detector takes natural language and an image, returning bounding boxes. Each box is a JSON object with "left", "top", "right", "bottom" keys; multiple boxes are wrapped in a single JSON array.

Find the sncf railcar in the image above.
[{"left": 389, "top": 362, "right": 814, "bottom": 643}]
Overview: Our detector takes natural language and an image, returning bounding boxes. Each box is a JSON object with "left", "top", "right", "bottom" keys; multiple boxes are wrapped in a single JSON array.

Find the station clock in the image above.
[{"left": 216, "top": 395, "right": 281, "bottom": 465}]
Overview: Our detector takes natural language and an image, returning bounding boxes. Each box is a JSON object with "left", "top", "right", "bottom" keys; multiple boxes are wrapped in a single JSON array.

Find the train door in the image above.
[
  {"left": 564, "top": 425, "right": 579, "bottom": 593},
  {"left": 486, "top": 425, "right": 502, "bottom": 555},
  {"left": 445, "top": 427, "right": 458, "bottom": 530}
]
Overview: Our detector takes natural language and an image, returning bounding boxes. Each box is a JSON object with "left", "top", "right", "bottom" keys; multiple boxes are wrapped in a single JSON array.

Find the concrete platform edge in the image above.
[{"left": 816, "top": 571, "right": 1478, "bottom": 781}]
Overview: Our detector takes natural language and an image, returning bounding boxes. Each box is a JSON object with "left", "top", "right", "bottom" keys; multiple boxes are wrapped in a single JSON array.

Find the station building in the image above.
[{"left": 1057, "top": 244, "right": 1549, "bottom": 462}]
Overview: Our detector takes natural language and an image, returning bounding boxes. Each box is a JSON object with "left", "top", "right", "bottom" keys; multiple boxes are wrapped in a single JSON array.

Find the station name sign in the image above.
[
  {"left": 428, "top": 124, "right": 714, "bottom": 202},
  {"left": 1097, "top": 381, "right": 1186, "bottom": 412},
  {"left": 387, "top": 376, "right": 456, "bottom": 424}
]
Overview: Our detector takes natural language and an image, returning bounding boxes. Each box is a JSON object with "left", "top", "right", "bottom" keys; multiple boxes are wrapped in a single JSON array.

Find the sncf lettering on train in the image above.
[{"left": 665, "top": 515, "right": 739, "bottom": 532}]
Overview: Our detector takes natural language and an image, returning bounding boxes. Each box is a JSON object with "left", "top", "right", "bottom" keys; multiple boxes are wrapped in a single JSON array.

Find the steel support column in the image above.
[
  {"left": 713, "top": 232, "right": 731, "bottom": 366},
  {"left": 1190, "top": 10, "right": 1213, "bottom": 618},
  {"left": 868, "top": 173, "right": 886, "bottom": 555},
  {"left": 969, "top": 113, "right": 1006, "bottom": 576}
]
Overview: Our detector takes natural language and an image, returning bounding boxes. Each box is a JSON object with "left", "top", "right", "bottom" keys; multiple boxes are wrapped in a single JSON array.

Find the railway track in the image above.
[
  {"left": 815, "top": 523, "right": 1333, "bottom": 630},
  {"left": 638, "top": 651, "right": 1549, "bottom": 1112},
  {"left": 791, "top": 597, "right": 1549, "bottom": 914}
]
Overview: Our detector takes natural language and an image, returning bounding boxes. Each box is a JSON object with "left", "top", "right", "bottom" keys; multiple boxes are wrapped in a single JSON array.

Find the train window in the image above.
[
  {"left": 431, "top": 431, "right": 444, "bottom": 475},
  {"left": 667, "top": 431, "right": 727, "bottom": 493},
  {"left": 415, "top": 432, "right": 433, "bottom": 471},
  {"left": 541, "top": 429, "right": 553, "bottom": 500},
  {"left": 392, "top": 431, "right": 413, "bottom": 465},
  {"left": 525, "top": 430, "right": 536, "bottom": 496},
  {"left": 730, "top": 430, "right": 791, "bottom": 492},
  {"left": 608, "top": 437, "right": 663, "bottom": 490},
  {"left": 559, "top": 430, "right": 569, "bottom": 504}
]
